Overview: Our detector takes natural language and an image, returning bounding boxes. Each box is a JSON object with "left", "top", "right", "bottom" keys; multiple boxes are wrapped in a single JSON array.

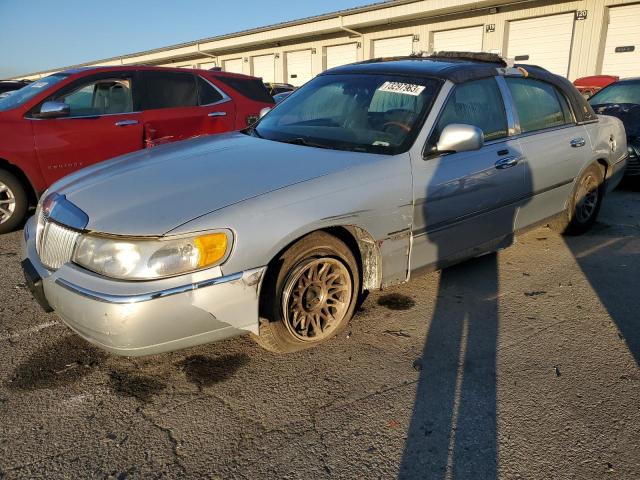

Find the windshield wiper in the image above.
[{"left": 277, "top": 137, "right": 332, "bottom": 149}]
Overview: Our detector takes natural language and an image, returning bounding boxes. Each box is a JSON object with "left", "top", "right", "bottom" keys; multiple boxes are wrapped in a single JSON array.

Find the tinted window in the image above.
[
  {"left": 197, "top": 76, "right": 224, "bottom": 105},
  {"left": 56, "top": 78, "right": 133, "bottom": 116},
  {"left": 506, "top": 78, "right": 568, "bottom": 133},
  {"left": 143, "top": 72, "right": 197, "bottom": 109},
  {"left": 589, "top": 81, "right": 640, "bottom": 105},
  {"left": 217, "top": 76, "right": 274, "bottom": 103},
  {"left": 432, "top": 78, "right": 508, "bottom": 142}
]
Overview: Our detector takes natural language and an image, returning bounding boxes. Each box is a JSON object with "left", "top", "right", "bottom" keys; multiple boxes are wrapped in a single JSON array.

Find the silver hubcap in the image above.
[
  {"left": 282, "top": 257, "right": 352, "bottom": 342},
  {"left": 575, "top": 174, "right": 599, "bottom": 223},
  {"left": 0, "top": 182, "right": 16, "bottom": 225}
]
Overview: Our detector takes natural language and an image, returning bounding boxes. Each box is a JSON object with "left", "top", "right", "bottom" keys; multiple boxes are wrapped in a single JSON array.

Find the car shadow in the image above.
[{"left": 562, "top": 184, "right": 640, "bottom": 364}]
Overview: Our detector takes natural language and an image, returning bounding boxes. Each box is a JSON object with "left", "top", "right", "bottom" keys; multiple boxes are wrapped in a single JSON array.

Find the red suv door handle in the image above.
[
  {"left": 115, "top": 120, "right": 139, "bottom": 127},
  {"left": 208, "top": 111, "right": 227, "bottom": 117}
]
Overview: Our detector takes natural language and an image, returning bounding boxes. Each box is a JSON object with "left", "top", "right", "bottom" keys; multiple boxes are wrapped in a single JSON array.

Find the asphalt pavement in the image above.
[{"left": 0, "top": 185, "right": 638, "bottom": 479}]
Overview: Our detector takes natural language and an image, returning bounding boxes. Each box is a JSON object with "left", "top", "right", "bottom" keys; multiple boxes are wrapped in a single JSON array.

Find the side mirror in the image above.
[
  {"left": 259, "top": 107, "right": 272, "bottom": 119},
  {"left": 436, "top": 123, "right": 484, "bottom": 154},
  {"left": 37, "top": 101, "right": 70, "bottom": 119}
]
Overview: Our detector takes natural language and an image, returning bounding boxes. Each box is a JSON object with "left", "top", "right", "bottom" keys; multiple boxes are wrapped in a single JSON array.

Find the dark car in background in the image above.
[
  {"left": 264, "top": 82, "right": 296, "bottom": 96},
  {"left": 0, "top": 80, "right": 31, "bottom": 97},
  {"left": 0, "top": 66, "right": 274, "bottom": 233},
  {"left": 589, "top": 78, "right": 640, "bottom": 177}
]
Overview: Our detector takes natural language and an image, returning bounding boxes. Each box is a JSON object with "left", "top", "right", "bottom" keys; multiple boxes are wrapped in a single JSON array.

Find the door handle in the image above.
[
  {"left": 208, "top": 111, "right": 227, "bottom": 117},
  {"left": 115, "top": 119, "right": 139, "bottom": 127},
  {"left": 495, "top": 156, "right": 520, "bottom": 169},
  {"left": 570, "top": 138, "right": 586, "bottom": 148}
]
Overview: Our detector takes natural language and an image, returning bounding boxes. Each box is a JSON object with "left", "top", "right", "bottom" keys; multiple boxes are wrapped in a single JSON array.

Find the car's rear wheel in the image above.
[
  {"left": 0, "top": 170, "right": 28, "bottom": 235},
  {"left": 253, "top": 231, "right": 360, "bottom": 353},
  {"left": 551, "top": 163, "right": 604, "bottom": 236}
]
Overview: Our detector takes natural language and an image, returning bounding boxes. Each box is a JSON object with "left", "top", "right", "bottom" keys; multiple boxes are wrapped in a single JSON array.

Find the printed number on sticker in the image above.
[{"left": 378, "top": 81, "right": 425, "bottom": 96}]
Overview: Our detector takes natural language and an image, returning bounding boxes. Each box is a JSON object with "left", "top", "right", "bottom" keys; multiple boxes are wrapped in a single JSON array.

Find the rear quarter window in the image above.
[{"left": 215, "top": 76, "right": 274, "bottom": 103}]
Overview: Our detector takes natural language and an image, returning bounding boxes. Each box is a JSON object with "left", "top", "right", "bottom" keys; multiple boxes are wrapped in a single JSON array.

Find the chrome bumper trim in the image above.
[{"left": 55, "top": 271, "right": 243, "bottom": 305}]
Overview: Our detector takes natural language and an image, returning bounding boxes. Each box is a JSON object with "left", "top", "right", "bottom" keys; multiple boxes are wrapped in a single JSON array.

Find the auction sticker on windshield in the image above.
[{"left": 378, "top": 81, "right": 425, "bottom": 96}]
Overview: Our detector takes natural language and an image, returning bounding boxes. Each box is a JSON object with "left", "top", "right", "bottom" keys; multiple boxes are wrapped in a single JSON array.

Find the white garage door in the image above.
[
  {"left": 326, "top": 43, "right": 358, "bottom": 70},
  {"left": 507, "top": 13, "right": 575, "bottom": 77},
  {"left": 602, "top": 4, "right": 640, "bottom": 77},
  {"left": 252, "top": 54, "right": 275, "bottom": 83},
  {"left": 373, "top": 35, "right": 414, "bottom": 57},
  {"left": 199, "top": 61, "right": 217, "bottom": 70},
  {"left": 433, "top": 26, "right": 484, "bottom": 52},
  {"left": 286, "top": 50, "right": 312, "bottom": 86},
  {"left": 223, "top": 58, "right": 243, "bottom": 74}
]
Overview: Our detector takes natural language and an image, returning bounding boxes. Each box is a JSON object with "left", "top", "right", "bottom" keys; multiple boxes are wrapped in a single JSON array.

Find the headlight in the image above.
[{"left": 72, "top": 231, "right": 232, "bottom": 280}]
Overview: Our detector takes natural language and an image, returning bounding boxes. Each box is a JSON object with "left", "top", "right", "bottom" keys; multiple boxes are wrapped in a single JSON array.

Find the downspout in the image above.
[
  {"left": 339, "top": 15, "right": 363, "bottom": 37},
  {"left": 197, "top": 43, "right": 218, "bottom": 60}
]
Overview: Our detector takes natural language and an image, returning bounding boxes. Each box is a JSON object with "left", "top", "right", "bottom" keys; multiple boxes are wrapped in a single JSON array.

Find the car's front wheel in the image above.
[
  {"left": 253, "top": 231, "right": 360, "bottom": 353},
  {"left": 551, "top": 163, "right": 604, "bottom": 236},
  {"left": 0, "top": 169, "right": 28, "bottom": 235}
]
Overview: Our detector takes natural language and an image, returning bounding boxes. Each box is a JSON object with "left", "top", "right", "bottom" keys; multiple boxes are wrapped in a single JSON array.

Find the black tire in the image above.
[
  {"left": 550, "top": 163, "right": 604, "bottom": 236},
  {"left": 0, "top": 169, "right": 28, "bottom": 235},
  {"left": 252, "top": 231, "right": 360, "bottom": 353}
]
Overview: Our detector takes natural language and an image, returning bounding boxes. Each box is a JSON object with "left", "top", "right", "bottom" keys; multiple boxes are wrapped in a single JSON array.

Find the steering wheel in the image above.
[{"left": 382, "top": 121, "right": 411, "bottom": 133}]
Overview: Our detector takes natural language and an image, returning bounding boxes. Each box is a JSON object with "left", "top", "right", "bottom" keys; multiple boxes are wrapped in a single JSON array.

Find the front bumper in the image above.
[{"left": 21, "top": 217, "right": 266, "bottom": 356}]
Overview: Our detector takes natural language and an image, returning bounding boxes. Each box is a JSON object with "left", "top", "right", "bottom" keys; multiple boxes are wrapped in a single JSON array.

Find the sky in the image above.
[{"left": 0, "top": 0, "right": 373, "bottom": 79}]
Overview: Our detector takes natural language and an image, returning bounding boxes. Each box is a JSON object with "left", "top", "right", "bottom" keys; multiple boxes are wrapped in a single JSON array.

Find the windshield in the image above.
[
  {"left": 0, "top": 74, "right": 69, "bottom": 112},
  {"left": 255, "top": 74, "right": 442, "bottom": 154},
  {"left": 589, "top": 81, "right": 640, "bottom": 106}
]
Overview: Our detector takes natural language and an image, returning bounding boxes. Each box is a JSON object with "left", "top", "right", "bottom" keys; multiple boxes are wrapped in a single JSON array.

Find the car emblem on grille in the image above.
[{"left": 41, "top": 192, "right": 89, "bottom": 230}]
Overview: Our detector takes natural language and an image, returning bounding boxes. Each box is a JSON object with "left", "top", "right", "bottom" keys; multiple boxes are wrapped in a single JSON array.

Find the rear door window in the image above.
[
  {"left": 142, "top": 71, "right": 197, "bottom": 110},
  {"left": 431, "top": 78, "right": 508, "bottom": 142},
  {"left": 505, "top": 78, "right": 571, "bottom": 133}
]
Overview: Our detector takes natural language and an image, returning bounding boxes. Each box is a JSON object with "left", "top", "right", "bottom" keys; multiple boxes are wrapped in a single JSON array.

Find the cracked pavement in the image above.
[{"left": 0, "top": 185, "right": 639, "bottom": 479}]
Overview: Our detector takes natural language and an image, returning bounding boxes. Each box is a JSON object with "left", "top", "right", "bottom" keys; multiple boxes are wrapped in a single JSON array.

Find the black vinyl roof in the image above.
[{"left": 323, "top": 55, "right": 598, "bottom": 123}]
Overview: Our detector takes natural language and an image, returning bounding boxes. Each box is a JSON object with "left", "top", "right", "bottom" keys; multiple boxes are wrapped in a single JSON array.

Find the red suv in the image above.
[{"left": 0, "top": 66, "right": 274, "bottom": 233}]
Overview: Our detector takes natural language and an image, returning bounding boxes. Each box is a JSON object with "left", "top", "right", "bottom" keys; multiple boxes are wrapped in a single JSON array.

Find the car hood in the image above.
[
  {"left": 591, "top": 103, "right": 640, "bottom": 139},
  {"left": 52, "top": 132, "right": 380, "bottom": 236}
]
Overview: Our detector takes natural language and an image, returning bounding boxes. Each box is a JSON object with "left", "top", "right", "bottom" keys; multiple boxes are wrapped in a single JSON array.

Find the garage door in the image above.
[
  {"left": 433, "top": 26, "right": 484, "bottom": 52},
  {"left": 326, "top": 43, "right": 358, "bottom": 70},
  {"left": 199, "top": 61, "right": 217, "bottom": 70},
  {"left": 506, "top": 13, "right": 575, "bottom": 77},
  {"left": 602, "top": 4, "right": 640, "bottom": 77},
  {"left": 373, "top": 35, "right": 414, "bottom": 57},
  {"left": 286, "top": 50, "right": 312, "bottom": 86},
  {"left": 252, "top": 54, "right": 275, "bottom": 83},
  {"left": 223, "top": 58, "right": 243, "bottom": 74}
]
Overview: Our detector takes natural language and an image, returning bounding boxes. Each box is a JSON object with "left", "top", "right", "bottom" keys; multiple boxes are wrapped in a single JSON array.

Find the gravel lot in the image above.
[{"left": 0, "top": 185, "right": 638, "bottom": 479}]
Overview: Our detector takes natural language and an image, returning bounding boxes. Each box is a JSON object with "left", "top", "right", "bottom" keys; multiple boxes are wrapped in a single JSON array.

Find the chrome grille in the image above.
[{"left": 36, "top": 212, "right": 81, "bottom": 270}]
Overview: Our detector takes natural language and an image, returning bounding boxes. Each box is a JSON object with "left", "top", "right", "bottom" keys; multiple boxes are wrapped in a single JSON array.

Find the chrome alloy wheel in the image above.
[
  {"left": 282, "top": 257, "right": 353, "bottom": 341},
  {"left": 0, "top": 181, "right": 16, "bottom": 225},
  {"left": 574, "top": 174, "right": 599, "bottom": 223}
]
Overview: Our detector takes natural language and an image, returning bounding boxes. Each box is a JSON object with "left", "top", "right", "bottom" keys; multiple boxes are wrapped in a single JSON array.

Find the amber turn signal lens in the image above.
[{"left": 194, "top": 233, "right": 228, "bottom": 268}]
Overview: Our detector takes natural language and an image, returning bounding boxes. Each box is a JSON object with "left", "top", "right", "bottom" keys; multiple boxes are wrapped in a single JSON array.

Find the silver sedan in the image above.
[{"left": 21, "top": 55, "right": 628, "bottom": 355}]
